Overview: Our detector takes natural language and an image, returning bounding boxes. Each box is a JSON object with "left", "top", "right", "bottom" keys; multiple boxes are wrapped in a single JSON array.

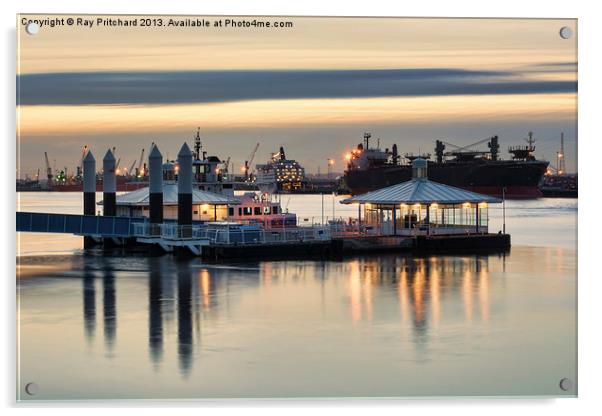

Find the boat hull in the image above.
[{"left": 344, "top": 160, "right": 549, "bottom": 198}]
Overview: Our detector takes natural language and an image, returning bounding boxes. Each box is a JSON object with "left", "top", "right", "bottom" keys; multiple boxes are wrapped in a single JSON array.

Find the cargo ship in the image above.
[{"left": 343, "top": 133, "right": 549, "bottom": 198}]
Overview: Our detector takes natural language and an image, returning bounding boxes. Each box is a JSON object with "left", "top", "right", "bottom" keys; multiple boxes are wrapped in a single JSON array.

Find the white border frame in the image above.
[{"left": 4, "top": 1, "right": 599, "bottom": 414}]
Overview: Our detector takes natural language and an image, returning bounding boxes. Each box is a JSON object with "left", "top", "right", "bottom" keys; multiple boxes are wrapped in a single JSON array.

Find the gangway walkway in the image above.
[{"left": 16, "top": 211, "right": 146, "bottom": 238}]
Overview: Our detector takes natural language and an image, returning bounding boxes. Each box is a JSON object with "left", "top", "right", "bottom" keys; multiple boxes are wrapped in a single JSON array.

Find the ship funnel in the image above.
[{"left": 412, "top": 158, "right": 428, "bottom": 180}]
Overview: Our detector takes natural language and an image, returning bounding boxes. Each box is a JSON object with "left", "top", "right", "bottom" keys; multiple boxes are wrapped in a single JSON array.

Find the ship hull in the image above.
[{"left": 344, "top": 160, "right": 548, "bottom": 199}]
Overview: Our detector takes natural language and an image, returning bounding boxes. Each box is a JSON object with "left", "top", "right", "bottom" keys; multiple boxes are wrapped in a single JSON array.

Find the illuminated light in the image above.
[
  {"left": 430, "top": 203, "right": 439, "bottom": 209},
  {"left": 413, "top": 203, "right": 421, "bottom": 209},
  {"left": 463, "top": 202, "right": 472, "bottom": 208},
  {"left": 345, "top": 153, "right": 352, "bottom": 161},
  {"left": 478, "top": 202, "right": 488, "bottom": 208}
]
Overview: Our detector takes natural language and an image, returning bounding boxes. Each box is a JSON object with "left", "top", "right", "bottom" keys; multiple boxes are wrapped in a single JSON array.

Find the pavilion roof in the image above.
[
  {"left": 340, "top": 178, "right": 502, "bottom": 205},
  {"left": 99, "top": 183, "right": 239, "bottom": 206}
]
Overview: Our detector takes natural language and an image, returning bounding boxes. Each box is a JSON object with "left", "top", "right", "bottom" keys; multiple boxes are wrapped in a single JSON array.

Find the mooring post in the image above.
[
  {"left": 102, "top": 149, "right": 117, "bottom": 249},
  {"left": 177, "top": 143, "right": 193, "bottom": 238},
  {"left": 83, "top": 150, "right": 96, "bottom": 249},
  {"left": 149, "top": 145, "right": 164, "bottom": 235},
  {"left": 426, "top": 204, "right": 430, "bottom": 236},
  {"left": 103, "top": 149, "right": 116, "bottom": 217}
]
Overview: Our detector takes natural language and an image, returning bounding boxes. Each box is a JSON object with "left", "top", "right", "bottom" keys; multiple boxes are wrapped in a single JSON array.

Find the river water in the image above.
[{"left": 16, "top": 192, "right": 577, "bottom": 400}]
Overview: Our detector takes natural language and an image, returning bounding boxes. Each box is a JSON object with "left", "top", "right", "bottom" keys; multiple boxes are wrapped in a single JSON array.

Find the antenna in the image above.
[
  {"left": 194, "top": 127, "right": 202, "bottom": 160},
  {"left": 526, "top": 131, "right": 536, "bottom": 149}
]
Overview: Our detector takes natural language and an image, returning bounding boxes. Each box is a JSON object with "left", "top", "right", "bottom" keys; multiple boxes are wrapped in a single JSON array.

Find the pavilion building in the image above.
[{"left": 340, "top": 158, "right": 502, "bottom": 236}]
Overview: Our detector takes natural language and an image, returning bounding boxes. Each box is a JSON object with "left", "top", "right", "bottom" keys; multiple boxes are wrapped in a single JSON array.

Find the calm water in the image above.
[{"left": 16, "top": 193, "right": 577, "bottom": 399}]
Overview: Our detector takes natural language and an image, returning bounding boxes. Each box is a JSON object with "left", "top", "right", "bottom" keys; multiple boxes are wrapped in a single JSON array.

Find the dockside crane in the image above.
[
  {"left": 441, "top": 137, "right": 491, "bottom": 154},
  {"left": 128, "top": 160, "right": 137, "bottom": 177},
  {"left": 243, "top": 142, "right": 260, "bottom": 181},
  {"left": 44, "top": 152, "right": 53, "bottom": 183},
  {"left": 136, "top": 148, "right": 145, "bottom": 177}
]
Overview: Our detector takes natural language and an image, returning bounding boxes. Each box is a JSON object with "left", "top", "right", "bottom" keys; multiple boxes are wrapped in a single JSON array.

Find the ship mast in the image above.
[
  {"left": 363, "top": 132, "right": 371, "bottom": 149},
  {"left": 526, "top": 131, "right": 536, "bottom": 151},
  {"left": 194, "top": 127, "right": 202, "bottom": 160}
]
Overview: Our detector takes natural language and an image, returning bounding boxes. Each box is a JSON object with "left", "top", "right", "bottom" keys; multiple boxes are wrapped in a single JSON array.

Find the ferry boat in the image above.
[{"left": 106, "top": 130, "right": 297, "bottom": 228}]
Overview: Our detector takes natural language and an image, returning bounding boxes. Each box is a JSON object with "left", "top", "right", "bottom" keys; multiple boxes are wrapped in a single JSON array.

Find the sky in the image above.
[{"left": 17, "top": 15, "right": 577, "bottom": 177}]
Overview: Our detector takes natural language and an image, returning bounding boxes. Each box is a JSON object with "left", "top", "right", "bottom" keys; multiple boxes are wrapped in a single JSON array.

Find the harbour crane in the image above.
[
  {"left": 128, "top": 159, "right": 137, "bottom": 176},
  {"left": 79, "top": 145, "right": 88, "bottom": 172},
  {"left": 243, "top": 142, "right": 260, "bottom": 181},
  {"left": 136, "top": 148, "right": 145, "bottom": 177},
  {"left": 44, "top": 152, "right": 53, "bottom": 183},
  {"left": 441, "top": 137, "right": 491, "bottom": 154}
]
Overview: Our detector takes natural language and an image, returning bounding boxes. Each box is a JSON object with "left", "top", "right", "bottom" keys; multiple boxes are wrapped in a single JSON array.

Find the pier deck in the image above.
[{"left": 16, "top": 211, "right": 510, "bottom": 259}]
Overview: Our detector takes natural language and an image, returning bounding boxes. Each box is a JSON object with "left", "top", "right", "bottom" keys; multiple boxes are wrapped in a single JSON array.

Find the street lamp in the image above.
[{"left": 327, "top": 158, "right": 335, "bottom": 178}]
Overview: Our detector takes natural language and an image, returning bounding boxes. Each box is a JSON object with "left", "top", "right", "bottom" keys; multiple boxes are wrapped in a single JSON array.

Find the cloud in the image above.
[{"left": 17, "top": 68, "right": 577, "bottom": 106}]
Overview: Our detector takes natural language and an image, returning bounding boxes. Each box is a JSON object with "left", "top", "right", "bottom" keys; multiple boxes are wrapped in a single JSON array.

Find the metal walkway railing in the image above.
[{"left": 16, "top": 211, "right": 147, "bottom": 237}]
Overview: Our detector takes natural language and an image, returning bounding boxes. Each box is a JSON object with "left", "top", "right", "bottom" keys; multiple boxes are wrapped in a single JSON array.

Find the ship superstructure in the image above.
[{"left": 255, "top": 146, "right": 306, "bottom": 193}]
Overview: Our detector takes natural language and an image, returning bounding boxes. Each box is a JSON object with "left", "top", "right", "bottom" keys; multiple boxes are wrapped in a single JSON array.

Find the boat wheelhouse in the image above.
[{"left": 228, "top": 192, "right": 296, "bottom": 228}]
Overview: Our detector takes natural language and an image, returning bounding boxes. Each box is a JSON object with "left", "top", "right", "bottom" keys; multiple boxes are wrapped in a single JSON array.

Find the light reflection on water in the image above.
[{"left": 17, "top": 248, "right": 576, "bottom": 399}]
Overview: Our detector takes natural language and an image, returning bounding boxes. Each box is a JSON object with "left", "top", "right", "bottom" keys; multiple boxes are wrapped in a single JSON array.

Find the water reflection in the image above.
[
  {"left": 345, "top": 255, "right": 496, "bottom": 345},
  {"left": 82, "top": 265, "right": 96, "bottom": 343},
  {"left": 103, "top": 265, "right": 117, "bottom": 352},
  {"left": 148, "top": 258, "right": 163, "bottom": 367},
  {"left": 177, "top": 262, "right": 193, "bottom": 377},
  {"left": 74, "top": 254, "right": 501, "bottom": 377}
]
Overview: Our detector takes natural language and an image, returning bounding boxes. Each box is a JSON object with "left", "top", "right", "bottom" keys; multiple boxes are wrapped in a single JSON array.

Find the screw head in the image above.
[
  {"left": 25, "top": 22, "right": 40, "bottom": 35},
  {"left": 559, "top": 26, "right": 573, "bottom": 40},
  {"left": 559, "top": 377, "right": 573, "bottom": 391},
  {"left": 25, "top": 382, "right": 38, "bottom": 396}
]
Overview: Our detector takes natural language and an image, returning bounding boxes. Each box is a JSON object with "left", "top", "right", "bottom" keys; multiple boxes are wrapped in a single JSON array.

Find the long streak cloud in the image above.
[{"left": 17, "top": 68, "right": 577, "bottom": 106}]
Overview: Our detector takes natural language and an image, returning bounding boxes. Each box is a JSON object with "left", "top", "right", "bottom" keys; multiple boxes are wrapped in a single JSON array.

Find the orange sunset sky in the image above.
[{"left": 17, "top": 15, "right": 577, "bottom": 177}]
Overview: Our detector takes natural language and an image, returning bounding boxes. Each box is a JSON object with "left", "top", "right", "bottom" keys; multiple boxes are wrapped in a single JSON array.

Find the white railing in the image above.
[
  {"left": 199, "top": 226, "right": 331, "bottom": 245},
  {"left": 134, "top": 221, "right": 331, "bottom": 244},
  {"left": 132, "top": 222, "right": 149, "bottom": 237},
  {"left": 159, "top": 224, "right": 205, "bottom": 240},
  {"left": 329, "top": 221, "right": 489, "bottom": 237},
  {"left": 133, "top": 222, "right": 180, "bottom": 238}
]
